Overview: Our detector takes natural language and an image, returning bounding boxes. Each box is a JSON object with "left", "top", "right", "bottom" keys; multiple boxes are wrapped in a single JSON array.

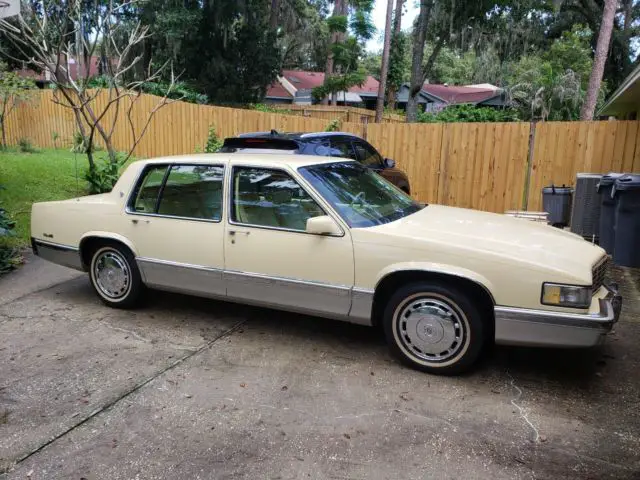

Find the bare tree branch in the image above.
[{"left": 1, "top": 0, "right": 176, "bottom": 171}]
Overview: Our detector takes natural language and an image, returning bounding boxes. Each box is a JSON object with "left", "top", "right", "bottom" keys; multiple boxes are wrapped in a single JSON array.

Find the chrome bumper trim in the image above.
[
  {"left": 31, "top": 238, "right": 84, "bottom": 271},
  {"left": 494, "top": 284, "right": 622, "bottom": 347}
]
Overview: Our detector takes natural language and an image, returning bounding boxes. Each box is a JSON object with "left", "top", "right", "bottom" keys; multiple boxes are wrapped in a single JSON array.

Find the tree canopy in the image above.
[{"left": 0, "top": 0, "right": 638, "bottom": 121}]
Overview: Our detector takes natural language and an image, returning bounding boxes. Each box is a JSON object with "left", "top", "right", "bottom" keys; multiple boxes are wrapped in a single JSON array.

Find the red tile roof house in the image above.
[
  {"left": 396, "top": 82, "right": 508, "bottom": 112},
  {"left": 265, "top": 70, "right": 380, "bottom": 109},
  {"left": 16, "top": 56, "right": 107, "bottom": 87},
  {"left": 266, "top": 71, "right": 508, "bottom": 112}
]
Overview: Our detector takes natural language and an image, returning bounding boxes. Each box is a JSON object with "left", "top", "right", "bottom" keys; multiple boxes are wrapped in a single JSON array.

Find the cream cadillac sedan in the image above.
[{"left": 31, "top": 154, "right": 622, "bottom": 375}]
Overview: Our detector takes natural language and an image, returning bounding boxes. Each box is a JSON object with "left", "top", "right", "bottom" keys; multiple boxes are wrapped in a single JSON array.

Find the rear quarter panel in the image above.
[
  {"left": 30, "top": 162, "right": 143, "bottom": 248},
  {"left": 31, "top": 198, "right": 123, "bottom": 248}
]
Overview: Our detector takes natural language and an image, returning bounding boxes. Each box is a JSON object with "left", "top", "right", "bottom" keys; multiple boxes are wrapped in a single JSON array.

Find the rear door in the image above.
[{"left": 123, "top": 163, "right": 226, "bottom": 297}]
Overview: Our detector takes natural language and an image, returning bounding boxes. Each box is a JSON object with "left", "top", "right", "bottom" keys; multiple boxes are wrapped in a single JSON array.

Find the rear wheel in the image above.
[
  {"left": 89, "top": 243, "right": 143, "bottom": 308},
  {"left": 383, "top": 282, "right": 485, "bottom": 375}
]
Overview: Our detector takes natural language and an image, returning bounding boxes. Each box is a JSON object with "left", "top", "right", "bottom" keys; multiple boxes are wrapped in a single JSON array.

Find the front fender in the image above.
[
  {"left": 79, "top": 231, "right": 140, "bottom": 256},
  {"left": 374, "top": 262, "right": 496, "bottom": 299}
]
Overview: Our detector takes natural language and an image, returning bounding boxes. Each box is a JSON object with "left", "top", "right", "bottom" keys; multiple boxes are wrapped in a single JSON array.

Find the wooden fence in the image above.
[{"left": 4, "top": 90, "right": 640, "bottom": 214}]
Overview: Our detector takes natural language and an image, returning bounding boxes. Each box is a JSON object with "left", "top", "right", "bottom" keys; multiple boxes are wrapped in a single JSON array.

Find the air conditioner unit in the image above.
[{"left": 570, "top": 173, "right": 602, "bottom": 241}]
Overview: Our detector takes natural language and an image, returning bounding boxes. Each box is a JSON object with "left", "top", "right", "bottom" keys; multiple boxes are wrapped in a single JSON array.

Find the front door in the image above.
[
  {"left": 224, "top": 165, "right": 354, "bottom": 318},
  {"left": 123, "top": 163, "right": 226, "bottom": 297}
]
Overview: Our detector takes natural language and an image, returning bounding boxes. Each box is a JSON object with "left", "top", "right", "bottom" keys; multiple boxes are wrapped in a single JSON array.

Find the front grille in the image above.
[{"left": 592, "top": 256, "right": 609, "bottom": 293}]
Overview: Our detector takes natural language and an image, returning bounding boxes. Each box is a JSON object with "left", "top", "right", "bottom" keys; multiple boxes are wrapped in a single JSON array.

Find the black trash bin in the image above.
[
  {"left": 613, "top": 174, "right": 640, "bottom": 268},
  {"left": 542, "top": 185, "right": 573, "bottom": 227},
  {"left": 597, "top": 173, "right": 625, "bottom": 254}
]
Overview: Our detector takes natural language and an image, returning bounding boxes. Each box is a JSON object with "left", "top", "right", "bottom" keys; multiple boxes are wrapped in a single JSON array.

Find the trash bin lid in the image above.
[
  {"left": 614, "top": 174, "right": 640, "bottom": 191},
  {"left": 542, "top": 185, "right": 573, "bottom": 194},
  {"left": 597, "top": 172, "right": 625, "bottom": 189}
]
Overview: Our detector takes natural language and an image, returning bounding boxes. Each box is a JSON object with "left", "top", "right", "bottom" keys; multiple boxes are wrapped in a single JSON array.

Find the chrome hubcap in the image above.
[
  {"left": 397, "top": 298, "right": 466, "bottom": 363},
  {"left": 94, "top": 251, "right": 130, "bottom": 299}
]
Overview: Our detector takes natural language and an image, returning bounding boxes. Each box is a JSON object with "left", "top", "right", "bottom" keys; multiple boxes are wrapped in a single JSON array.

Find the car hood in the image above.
[{"left": 356, "top": 205, "right": 605, "bottom": 281}]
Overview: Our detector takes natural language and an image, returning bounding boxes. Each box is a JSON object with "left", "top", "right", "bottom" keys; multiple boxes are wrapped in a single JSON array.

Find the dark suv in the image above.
[{"left": 220, "top": 131, "right": 411, "bottom": 193}]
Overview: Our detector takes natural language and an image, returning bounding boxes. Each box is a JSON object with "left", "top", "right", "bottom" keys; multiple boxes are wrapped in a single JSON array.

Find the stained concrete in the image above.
[{"left": 1, "top": 262, "right": 639, "bottom": 479}]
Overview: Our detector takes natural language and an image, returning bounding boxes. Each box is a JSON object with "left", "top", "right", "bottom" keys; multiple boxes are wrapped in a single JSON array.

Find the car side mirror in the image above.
[
  {"left": 306, "top": 215, "right": 342, "bottom": 236},
  {"left": 383, "top": 157, "right": 396, "bottom": 168}
]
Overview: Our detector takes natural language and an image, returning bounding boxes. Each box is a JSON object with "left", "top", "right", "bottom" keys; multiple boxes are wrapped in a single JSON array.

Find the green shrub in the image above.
[
  {"left": 417, "top": 104, "right": 521, "bottom": 123},
  {"left": 17, "top": 137, "right": 36, "bottom": 153},
  {"left": 325, "top": 119, "right": 340, "bottom": 132},
  {"left": 84, "top": 154, "right": 126, "bottom": 194},
  {"left": 71, "top": 131, "right": 88, "bottom": 153},
  {"left": 0, "top": 188, "right": 20, "bottom": 274},
  {"left": 140, "top": 81, "right": 208, "bottom": 104},
  {"left": 203, "top": 126, "right": 223, "bottom": 153},
  {"left": 0, "top": 206, "right": 15, "bottom": 237},
  {"left": 86, "top": 77, "right": 209, "bottom": 104},
  {"left": 249, "top": 103, "right": 291, "bottom": 114}
]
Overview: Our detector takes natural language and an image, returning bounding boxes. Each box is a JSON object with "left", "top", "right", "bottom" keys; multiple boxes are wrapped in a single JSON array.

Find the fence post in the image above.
[
  {"left": 436, "top": 124, "right": 450, "bottom": 205},
  {"left": 522, "top": 121, "right": 538, "bottom": 211},
  {"left": 361, "top": 116, "right": 368, "bottom": 140}
]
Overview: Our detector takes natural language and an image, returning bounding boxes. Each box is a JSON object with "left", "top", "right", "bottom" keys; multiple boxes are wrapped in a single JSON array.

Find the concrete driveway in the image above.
[{"left": 1, "top": 254, "right": 639, "bottom": 480}]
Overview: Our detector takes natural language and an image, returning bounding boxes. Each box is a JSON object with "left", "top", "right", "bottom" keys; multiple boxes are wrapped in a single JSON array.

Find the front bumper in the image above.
[{"left": 494, "top": 284, "right": 622, "bottom": 348}]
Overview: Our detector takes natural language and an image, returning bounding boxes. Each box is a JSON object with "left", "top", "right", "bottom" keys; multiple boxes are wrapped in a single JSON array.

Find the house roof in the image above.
[
  {"left": 266, "top": 70, "right": 380, "bottom": 100},
  {"left": 266, "top": 82, "right": 293, "bottom": 99},
  {"left": 17, "top": 56, "right": 105, "bottom": 82},
  {"left": 395, "top": 83, "right": 505, "bottom": 106},
  {"left": 599, "top": 62, "right": 640, "bottom": 116},
  {"left": 420, "top": 84, "right": 500, "bottom": 104}
]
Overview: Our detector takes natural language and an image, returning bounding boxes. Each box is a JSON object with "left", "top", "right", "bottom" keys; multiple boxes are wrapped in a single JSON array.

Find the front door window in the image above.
[{"left": 232, "top": 167, "right": 325, "bottom": 231}]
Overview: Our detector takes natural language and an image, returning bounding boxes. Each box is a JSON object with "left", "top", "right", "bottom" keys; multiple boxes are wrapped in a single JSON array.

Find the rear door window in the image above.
[
  {"left": 131, "top": 165, "right": 168, "bottom": 213},
  {"left": 129, "top": 164, "right": 224, "bottom": 221},
  {"left": 157, "top": 165, "right": 225, "bottom": 221}
]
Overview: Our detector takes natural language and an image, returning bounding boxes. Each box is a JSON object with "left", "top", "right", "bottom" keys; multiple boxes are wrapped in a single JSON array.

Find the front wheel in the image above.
[
  {"left": 383, "top": 282, "right": 485, "bottom": 375},
  {"left": 89, "top": 244, "right": 143, "bottom": 309}
]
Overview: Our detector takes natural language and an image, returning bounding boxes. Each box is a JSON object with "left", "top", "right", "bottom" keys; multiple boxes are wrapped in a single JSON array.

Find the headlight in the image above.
[{"left": 541, "top": 283, "right": 591, "bottom": 309}]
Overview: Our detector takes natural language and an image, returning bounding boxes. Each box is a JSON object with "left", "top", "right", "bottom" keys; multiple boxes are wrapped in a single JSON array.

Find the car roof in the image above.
[
  {"left": 237, "top": 131, "right": 364, "bottom": 141},
  {"left": 138, "top": 153, "right": 351, "bottom": 169}
]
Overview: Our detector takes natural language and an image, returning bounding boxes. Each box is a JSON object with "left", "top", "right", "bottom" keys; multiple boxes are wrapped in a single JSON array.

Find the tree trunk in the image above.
[
  {"left": 385, "top": 0, "right": 405, "bottom": 109},
  {"left": 269, "top": 0, "right": 279, "bottom": 29},
  {"left": 580, "top": 0, "right": 617, "bottom": 120},
  {"left": 406, "top": 0, "right": 431, "bottom": 123},
  {"left": 323, "top": 0, "right": 344, "bottom": 105},
  {"left": 421, "top": 36, "right": 445, "bottom": 84},
  {"left": 375, "top": 0, "right": 395, "bottom": 122}
]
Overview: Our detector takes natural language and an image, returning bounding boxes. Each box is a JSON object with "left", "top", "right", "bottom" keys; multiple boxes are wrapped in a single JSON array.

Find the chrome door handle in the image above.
[
  {"left": 131, "top": 218, "right": 150, "bottom": 224},
  {"left": 229, "top": 230, "right": 250, "bottom": 236}
]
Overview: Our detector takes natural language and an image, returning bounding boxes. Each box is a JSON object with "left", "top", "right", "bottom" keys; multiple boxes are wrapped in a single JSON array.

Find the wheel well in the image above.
[
  {"left": 371, "top": 270, "right": 495, "bottom": 333},
  {"left": 79, "top": 237, "right": 133, "bottom": 271}
]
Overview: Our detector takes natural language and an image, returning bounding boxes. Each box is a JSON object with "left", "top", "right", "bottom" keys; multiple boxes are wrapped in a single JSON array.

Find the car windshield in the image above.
[{"left": 299, "top": 162, "right": 423, "bottom": 228}]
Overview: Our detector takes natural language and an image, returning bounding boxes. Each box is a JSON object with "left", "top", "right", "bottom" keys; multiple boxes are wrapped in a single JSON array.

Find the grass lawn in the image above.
[{"left": 0, "top": 148, "right": 88, "bottom": 246}]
